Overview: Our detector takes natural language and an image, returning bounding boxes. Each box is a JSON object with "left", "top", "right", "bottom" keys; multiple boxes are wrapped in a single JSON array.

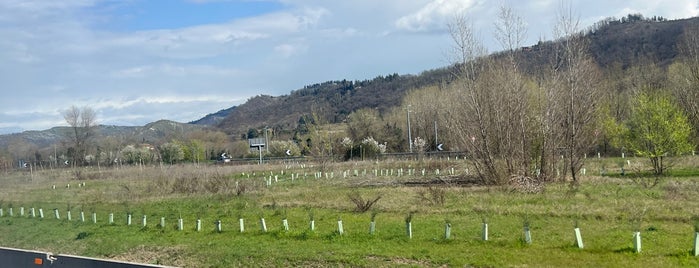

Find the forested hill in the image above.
[
  {"left": 212, "top": 15, "right": 699, "bottom": 139},
  {"left": 190, "top": 106, "right": 237, "bottom": 125},
  {"left": 215, "top": 70, "right": 453, "bottom": 139}
]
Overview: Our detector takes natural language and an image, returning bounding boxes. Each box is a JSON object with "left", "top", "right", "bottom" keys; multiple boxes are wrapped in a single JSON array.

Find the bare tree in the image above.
[
  {"left": 401, "top": 86, "right": 444, "bottom": 150},
  {"left": 63, "top": 105, "right": 97, "bottom": 166},
  {"left": 446, "top": 14, "right": 504, "bottom": 184},
  {"left": 670, "top": 22, "right": 699, "bottom": 144},
  {"left": 492, "top": 5, "right": 532, "bottom": 178},
  {"left": 443, "top": 6, "right": 534, "bottom": 185},
  {"left": 551, "top": 5, "right": 601, "bottom": 182}
]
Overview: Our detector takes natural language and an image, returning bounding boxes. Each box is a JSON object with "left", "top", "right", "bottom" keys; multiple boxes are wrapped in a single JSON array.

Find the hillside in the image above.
[
  {"left": 190, "top": 106, "right": 237, "bottom": 126},
  {"left": 0, "top": 120, "right": 203, "bottom": 152},
  {"left": 213, "top": 16, "right": 699, "bottom": 139},
  {"left": 217, "top": 69, "right": 454, "bottom": 139}
]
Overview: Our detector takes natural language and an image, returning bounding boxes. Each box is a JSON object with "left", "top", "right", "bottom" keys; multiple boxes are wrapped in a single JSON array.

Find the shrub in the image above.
[{"left": 347, "top": 191, "right": 382, "bottom": 213}]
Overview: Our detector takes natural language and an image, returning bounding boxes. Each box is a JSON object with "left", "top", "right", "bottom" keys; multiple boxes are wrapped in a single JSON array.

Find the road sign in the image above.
[
  {"left": 437, "top": 143, "right": 444, "bottom": 151},
  {"left": 285, "top": 150, "right": 292, "bottom": 156},
  {"left": 248, "top": 138, "right": 266, "bottom": 147}
]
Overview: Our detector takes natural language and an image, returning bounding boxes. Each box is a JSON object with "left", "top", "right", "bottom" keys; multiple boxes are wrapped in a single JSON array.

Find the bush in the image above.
[{"left": 347, "top": 192, "right": 382, "bottom": 213}]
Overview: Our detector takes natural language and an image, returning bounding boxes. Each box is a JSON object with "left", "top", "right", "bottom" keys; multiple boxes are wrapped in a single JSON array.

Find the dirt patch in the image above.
[
  {"left": 402, "top": 175, "right": 482, "bottom": 187},
  {"left": 349, "top": 175, "right": 483, "bottom": 188},
  {"left": 366, "top": 255, "right": 448, "bottom": 267},
  {"left": 111, "top": 245, "right": 193, "bottom": 267}
]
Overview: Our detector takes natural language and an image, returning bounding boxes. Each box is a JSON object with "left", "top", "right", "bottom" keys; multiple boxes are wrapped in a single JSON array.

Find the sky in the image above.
[{"left": 1, "top": 0, "right": 698, "bottom": 134}]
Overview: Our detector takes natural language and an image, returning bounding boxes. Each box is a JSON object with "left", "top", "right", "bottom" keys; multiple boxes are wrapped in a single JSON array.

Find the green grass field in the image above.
[{"left": 0, "top": 157, "right": 698, "bottom": 267}]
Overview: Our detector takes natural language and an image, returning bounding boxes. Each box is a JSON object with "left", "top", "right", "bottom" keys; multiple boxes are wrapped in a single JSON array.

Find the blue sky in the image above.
[
  {"left": 1, "top": 0, "right": 698, "bottom": 134},
  {"left": 98, "top": 0, "right": 285, "bottom": 31}
]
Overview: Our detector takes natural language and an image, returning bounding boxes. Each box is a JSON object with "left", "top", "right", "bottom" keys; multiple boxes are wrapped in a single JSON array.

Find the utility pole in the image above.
[
  {"left": 406, "top": 105, "right": 413, "bottom": 153},
  {"left": 264, "top": 127, "right": 269, "bottom": 153},
  {"left": 434, "top": 120, "right": 438, "bottom": 149}
]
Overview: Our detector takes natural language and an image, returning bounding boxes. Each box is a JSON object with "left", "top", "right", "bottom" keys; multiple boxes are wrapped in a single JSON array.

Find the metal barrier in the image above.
[{"left": 0, "top": 246, "right": 172, "bottom": 267}]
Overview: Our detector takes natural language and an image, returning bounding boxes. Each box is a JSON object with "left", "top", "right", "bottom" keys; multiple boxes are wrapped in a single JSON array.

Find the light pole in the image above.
[{"left": 406, "top": 105, "right": 413, "bottom": 153}]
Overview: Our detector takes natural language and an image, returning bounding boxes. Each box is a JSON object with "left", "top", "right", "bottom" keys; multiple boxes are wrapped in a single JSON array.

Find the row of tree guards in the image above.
[{"left": 1, "top": 206, "right": 697, "bottom": 256}]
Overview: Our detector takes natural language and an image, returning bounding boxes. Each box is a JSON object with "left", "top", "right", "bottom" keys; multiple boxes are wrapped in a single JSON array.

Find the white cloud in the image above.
[
  {"left": 395, "top": 0, "right": 478, "bottom": 32},
  {"left": 611, "top": 0, "right": 699, "bottom": 19}
]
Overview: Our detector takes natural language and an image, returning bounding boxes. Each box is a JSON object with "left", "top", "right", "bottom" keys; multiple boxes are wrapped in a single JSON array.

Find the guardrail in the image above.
[{"left": 0, "top": 246, "right": 171, "bottom": 268}]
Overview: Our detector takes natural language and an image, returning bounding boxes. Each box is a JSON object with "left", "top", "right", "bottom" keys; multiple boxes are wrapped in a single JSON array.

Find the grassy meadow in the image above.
[{"left": 0, "top": 156, "right": 698, "bottom": 267}]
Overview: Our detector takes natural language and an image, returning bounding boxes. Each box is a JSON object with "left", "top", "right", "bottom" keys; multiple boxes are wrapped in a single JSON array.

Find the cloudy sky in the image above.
[{"left": 1, "top": 0, "right": 697, "bottom": 134}]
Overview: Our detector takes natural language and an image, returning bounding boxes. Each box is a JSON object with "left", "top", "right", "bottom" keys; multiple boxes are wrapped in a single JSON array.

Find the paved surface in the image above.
[{"left": 0, "top": 246, "right": 172, "bottom": 267}]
